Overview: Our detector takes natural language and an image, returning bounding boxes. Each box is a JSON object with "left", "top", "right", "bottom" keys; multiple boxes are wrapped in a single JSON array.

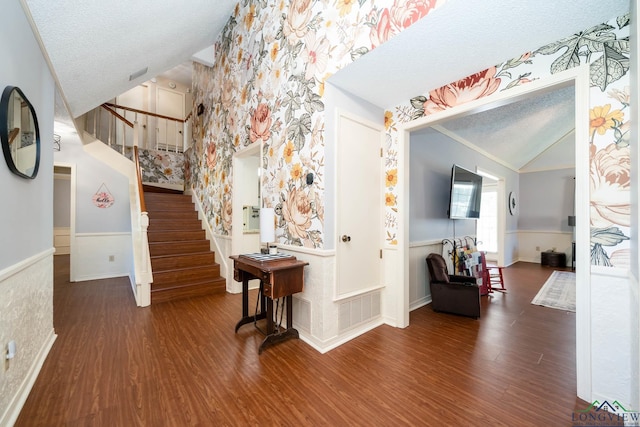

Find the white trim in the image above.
[
  {"left": 276, "top": 243, "right": 335, "bottom": 257},
  {"left": 0, "top": 248, "right": 55, "bottom": 282},
  {"left": 409, "top": 239, "right": 446, "bottom": 247},
  {"left": 231, "top": 142, "right": 261, "bottom": 260},
  {"left": 333, "top": 109, "right": 385, "bottom": 301},
  {"left": 519, "top": 164, "right": 577, "bottom": 174},
  {"left": 185, "top": 186, "right": 231, "bottom": 287},
  {"left": 431, "top": 124, "right": 518, "bottom": 172},
  {"left": 518, "top": 229, "right": 574, "bottom": 235},
  {"left": 0, "top": 329, "right": 56, "bottom": 427},
  {"left": 54, "top": 162, "right": 77, "bottom": 281},
  {"left": 396, "top": 65, "right": 592, "bottom": 400},
  {"left": 410, "top": 295, "right": 431, "bottom": 312},
  {"left": 573, "top": 64, "right": 592, "bottom": 402},
  {"left": 299, "top": 318, "right": 384, "bottom": 354},
  {"left": 75, "top": 232, "right": 132, "bottom": 237},
  {"left": 333, "top": 285, "right": 385, "bottom": 302}
]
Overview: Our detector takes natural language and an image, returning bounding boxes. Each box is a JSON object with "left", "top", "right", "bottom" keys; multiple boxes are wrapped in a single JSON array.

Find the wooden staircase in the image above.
[{"left": 144, "top": 188, "right": 226, "bottom": 304}]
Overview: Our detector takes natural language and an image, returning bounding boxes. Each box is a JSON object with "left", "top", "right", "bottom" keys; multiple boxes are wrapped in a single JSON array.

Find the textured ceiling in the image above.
[
  {"left": 23, "top": 0, "right": 237, "bottom": 117},
  {"left": 329, "top": 0, "right": 629, "bottom": 109},
  {"left": 435, "top": 86, "right": 576, "bottom": 171}
]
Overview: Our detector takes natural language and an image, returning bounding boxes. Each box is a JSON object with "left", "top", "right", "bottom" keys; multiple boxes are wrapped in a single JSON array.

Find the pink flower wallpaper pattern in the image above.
[
  {"left": 389, "top": 14, "right": 630, "bottom": 267},
  {"left": 187, "top": 0, "right": 444, "bottom": 248},
  {"left": 187, "top": 0, "right": 630, "bottom": 267}
]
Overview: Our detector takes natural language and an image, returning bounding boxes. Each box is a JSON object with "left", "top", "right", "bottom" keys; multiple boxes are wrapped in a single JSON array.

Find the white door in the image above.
[
  {"left": 116, "top": 85, "right": 148, "bottom": 147},
  {"left": 336, "top": 112, "right": 383, "bottom": 297},
  {"left": 156, "top": 87, "right": 185, "bottom": 151}
]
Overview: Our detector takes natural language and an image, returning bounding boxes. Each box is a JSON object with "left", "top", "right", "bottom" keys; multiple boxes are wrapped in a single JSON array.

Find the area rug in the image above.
[{"left": 531, "top": 270, "right": 576, "bottom": 312}]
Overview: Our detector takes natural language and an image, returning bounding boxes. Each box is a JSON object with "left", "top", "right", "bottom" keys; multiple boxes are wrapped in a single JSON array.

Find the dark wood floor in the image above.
[{"left": 16, "top": 256, "right": 588, "bottom": 426}]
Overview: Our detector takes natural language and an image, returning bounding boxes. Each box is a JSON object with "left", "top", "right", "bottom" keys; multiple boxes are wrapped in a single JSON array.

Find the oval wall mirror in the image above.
[{"left": 0, "top": 86, "right": 40, "bottom": 179}]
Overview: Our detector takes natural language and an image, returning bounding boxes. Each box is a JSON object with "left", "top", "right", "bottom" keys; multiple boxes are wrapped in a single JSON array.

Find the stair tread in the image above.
[
  {"left": 151, "top": 251, "right": 213, "bottom": 259},
  {"left": 152, "top": 277, "right": 225, "bottom": 291},
  {"left": 152, "top": 263, "right": 219, "bottom": 272},
  {"left": 144, "top": 190, "right": 225, "bottom": 304}
]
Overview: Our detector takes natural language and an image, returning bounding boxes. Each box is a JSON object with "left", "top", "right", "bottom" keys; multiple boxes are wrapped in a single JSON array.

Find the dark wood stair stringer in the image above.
[{"left": 144, "top": 189, "right": 225, "bottom": 304}]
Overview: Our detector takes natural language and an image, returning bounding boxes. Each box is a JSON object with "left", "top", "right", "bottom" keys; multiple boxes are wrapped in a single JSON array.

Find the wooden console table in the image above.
[{"left": 230, "top": 253, "right": 308, "bottom": 354}]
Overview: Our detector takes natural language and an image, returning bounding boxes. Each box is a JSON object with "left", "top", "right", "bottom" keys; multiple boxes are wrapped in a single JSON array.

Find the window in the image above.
[{"left": 477, "top": 185, "right": 497, "bottom": 253}]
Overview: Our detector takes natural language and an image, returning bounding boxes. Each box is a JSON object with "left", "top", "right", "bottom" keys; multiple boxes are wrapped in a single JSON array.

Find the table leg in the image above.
[
  {"left": 286, "top": 295, "right": 293, "bottom": 329},
  {"left": 266, "top": 296, "right": 274, "bottom": 335},
  {"left": 235, "top": 278, "right": 266, "bottom": 332},
  {"left": 258, "top": 295, "right": 299, "bottom": 354}
]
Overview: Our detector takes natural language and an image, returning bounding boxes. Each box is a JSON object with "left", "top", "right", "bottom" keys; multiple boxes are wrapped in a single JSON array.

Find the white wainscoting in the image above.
[
  {"left": 590, "top": 267, "right": 633, "bottom": 407},
  {"left": 53, "top": 227, "right": 70, "bottom": 255},
  {"left": 74, "top": 233, "right": 132, "bottom": 281},
  {"left": 517, "top": 230, "right": 573, "bottom": 266},
  {"left": 409, "top": 240, "right": 443, "bottom": 311},
  {"left": 0, "top": 249, "right": 56, "bottom": 426}
]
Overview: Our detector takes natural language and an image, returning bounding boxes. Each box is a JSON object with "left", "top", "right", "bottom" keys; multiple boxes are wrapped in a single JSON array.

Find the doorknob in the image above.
[{"left": 341, "top": 235, "right": 351, "bottom": 242}]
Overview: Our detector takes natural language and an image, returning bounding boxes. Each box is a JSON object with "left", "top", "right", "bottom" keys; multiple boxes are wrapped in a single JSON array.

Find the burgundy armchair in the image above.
[{"left": 426, "top": 253, "right": 480, "bottom": 318}]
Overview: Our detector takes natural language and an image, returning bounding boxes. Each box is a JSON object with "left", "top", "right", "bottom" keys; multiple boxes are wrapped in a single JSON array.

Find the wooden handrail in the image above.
[
  {"left": 8, "top": 128, "right": 19, "bottom": 145},
  {"left": 103, "top": 102, "right": 187, "bottom": 123},
  {"left": 101, "top": 104, "right": 134, "bottom": 128},
  {"left": 133, "top": 146, "right": 146, "bottom": 212}
]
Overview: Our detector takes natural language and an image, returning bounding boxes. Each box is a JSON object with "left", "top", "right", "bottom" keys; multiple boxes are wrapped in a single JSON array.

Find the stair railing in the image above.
[
  {"left": 133, "top": 145, "right": 152, "bottom": 306},
  {"left": 96, "top": 102, "right": 191, "bottom": 153}
]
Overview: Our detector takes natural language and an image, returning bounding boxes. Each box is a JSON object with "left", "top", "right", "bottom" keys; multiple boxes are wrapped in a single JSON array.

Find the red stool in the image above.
[{"left": 481, "top": 252, "right": 506, "bottom": 293}]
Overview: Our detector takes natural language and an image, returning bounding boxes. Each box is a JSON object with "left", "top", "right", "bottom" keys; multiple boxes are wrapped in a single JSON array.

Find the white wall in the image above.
[
  {"left": 591, "top": 267, "right": 633, "bottom": 406},
  {"left": 517, "top": 168, "right": 575, "bottom": 266},
  {"left": 409, "top": 128, "right": 520, "bottom": 244},
  {"left": 54, "top": 137, "right": 130, "bottom": 234},
  {"left": 0, "top": 2, "right": 56, "bottom": 424},
  {"left": 519, "top": 168, "right": 575, "bottom": 231},
  {"left": 53, "top": 127, "right": 132, "bottom": 281}
]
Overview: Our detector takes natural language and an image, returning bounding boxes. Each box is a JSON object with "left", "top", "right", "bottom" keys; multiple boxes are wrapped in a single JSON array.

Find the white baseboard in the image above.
[
  {"left": 0, "top": 329, "right": 56, "bottom": 427},
  {"left": 410, "top": 296, "right": 431, "bottom": 312},
  {"left": 299, "top": 318, "right": 384, "bottom": 354}
]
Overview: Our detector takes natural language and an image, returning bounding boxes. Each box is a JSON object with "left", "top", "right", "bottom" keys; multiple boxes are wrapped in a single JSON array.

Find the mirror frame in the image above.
[{"left": 0, "top": 86, "right": 41, "bottom": 179}]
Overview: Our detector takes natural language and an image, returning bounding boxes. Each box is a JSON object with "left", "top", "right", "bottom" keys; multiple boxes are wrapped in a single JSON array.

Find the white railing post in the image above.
[
  {"left": 133, "top": 120, "right": 139, "bottom": 148},
  {"left": 92, "top": 109, "right": 97, "bottom": 137},
  {"left": 109, "top": 113, "right": 113, "bottom": 147},
  {"left": 183, "top": 120, "right": 189, "bottom": 153}
]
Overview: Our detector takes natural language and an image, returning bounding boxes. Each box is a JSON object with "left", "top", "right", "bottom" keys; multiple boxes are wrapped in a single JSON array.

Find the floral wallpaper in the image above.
[
  {"left": 187, "top": 0, "right": 445, "bottom": 248},
  {"left": 386, "top": 14, "right": 631, "bottom": 267},
  {"left": 188, "top": 0, "right": 630, "bottom": 267},
  {"left": 123, "top": 147, "right": 185, "bottom": 187}
]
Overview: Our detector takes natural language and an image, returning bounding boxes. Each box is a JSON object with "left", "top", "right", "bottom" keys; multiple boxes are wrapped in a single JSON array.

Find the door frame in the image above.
[
  {"left": 393, "top": 65, "right": 591, "bottom": 400},
  {"left": 476, "top": 168, "right": 506, "bottom": 266},
  {"left": 231, "top": 142, "right": 262, "bottom": 293},
  {"left": 53, "top": 162, "right": 77, "bottom": 281}
]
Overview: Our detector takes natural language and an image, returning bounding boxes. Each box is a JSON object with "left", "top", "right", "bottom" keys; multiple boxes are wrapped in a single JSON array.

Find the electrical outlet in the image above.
[
  {"left": 109, "top": 255, "right": 115, "bottom": 262},
  {"left": 6, "top": 340, "right": 16, "bottom": 360},
  {"left": 535, "top": 246, "right": 540, "bottom": 251}
]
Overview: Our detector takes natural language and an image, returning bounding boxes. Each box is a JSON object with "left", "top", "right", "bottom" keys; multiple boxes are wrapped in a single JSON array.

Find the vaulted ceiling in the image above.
[{"left": 22, "top": 0, "right": 628, "bottom": 171}]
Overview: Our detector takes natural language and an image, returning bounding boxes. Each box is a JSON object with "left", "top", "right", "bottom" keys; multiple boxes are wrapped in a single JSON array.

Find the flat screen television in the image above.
[{"left": 448, "top": 164, "right": 483, "bottom": 219}]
